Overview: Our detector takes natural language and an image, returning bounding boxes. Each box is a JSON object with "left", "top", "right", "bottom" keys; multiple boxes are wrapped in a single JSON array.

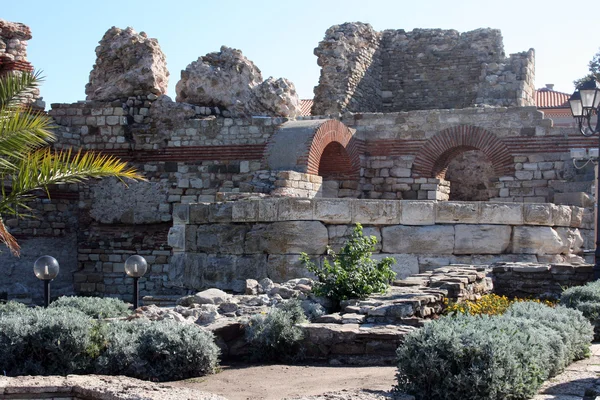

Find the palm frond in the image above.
[
  {"left": 0, "top": 108, "right": 55, "bottom": 167},
  {"left": 0, "top": 71, "right": 43, "bottom": 110},
  {"left": 0, "top": 218, "right": 20, "bottom": 256}
]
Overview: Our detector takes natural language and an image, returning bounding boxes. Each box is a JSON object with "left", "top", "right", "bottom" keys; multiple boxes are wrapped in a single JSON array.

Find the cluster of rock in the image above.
[
  {"left": 176, "top": 46, "right": 301, "bottom": 118},
  {"left": 86, "top": 27, "right": 169, "bottom": 101}
]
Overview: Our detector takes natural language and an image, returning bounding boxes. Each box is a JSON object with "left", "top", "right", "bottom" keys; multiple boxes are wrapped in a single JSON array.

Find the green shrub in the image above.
[
  {"left": 396, "top": 302, "right": 593, "bottom": 400},
  {"left": 0, "top": 300, "right": 28, "bottom": 316},
  {"left": 95, "top": 319, "right": 219, "bottom": 381},
  {"left": 0, "top": 307, "right": 95, "bottom": 376},
  {"left": 49, "top": 296, "right": 130, "bottom": 318},
  {"left": 245, "top": 299, "right": 307, "bottom": 362},
  {"left": 301, "top": 223, "right": 395, "bottom": 305},
  {"left": 560, "top": 281, "right": 600, "bottom": 339}
]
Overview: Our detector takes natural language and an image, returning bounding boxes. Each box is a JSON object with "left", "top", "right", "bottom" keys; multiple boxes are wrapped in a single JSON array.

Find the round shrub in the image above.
[
  {"left": 245, "top": 300, "right": 307, "bottom": 362},
  {"left": 561, "top": 281, "right": 600, "bottom": 340},
  {"left": 49, "top": 296, "right": 130, "bottom": 318},
  {"left": 95, "top": 319, "right": 219, "bottom": 381},
  {"left": 0, "top": 307, "right": 95, "bottom": 376}
]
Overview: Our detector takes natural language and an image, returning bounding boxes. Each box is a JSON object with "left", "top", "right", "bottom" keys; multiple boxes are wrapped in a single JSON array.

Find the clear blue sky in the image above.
[{"left": 3, "top": 0, "right": 595, "bottom": 108}]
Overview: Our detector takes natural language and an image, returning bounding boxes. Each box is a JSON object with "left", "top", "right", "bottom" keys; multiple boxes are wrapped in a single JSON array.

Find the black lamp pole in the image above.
[
  {"left": 132, "top": 276, "right": 139, "bottom": 309},
  {"left": 43, "top": 279, "right": 51, "bottom": 308},
  {"left": 569, "top": 77, "right": 600, "bottom": 280}
]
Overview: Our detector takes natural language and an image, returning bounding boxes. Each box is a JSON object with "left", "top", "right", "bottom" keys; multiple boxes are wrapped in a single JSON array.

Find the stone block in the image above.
[
  {"left": 189, "top": 203, "right": 210, "bottom": 224},
  {"left": 167, "top": 225, "right": 185, "bottom": 250},
  {"left": 328, "top": 225, "right": 381, "bottom": 252},
  {"left": 197, "top": 224, "right": 248, "bottom": 255},
  {"left": 232, "top": 200, "right": 259, "bottom": 222},
  {"left": 372, "top": 253, "right": 419, "bottom": 279},
  {"left": 480, "top": 203, "right": 523, "bottom": 225},
  {"left": 314, "top": 199, "right": 352, "bottom": 224},
  {"left": 571, "top": 207, "right": 584, "bottom": 227},
  {"left": 245, "top": 221, "right": 328, "bottom": 254},
  {"left": 556, "top": 227, "right": 584, "bottom": 254},
  {"left": 277, "top": 198, "right": 314, "bottom": 220},
  {"left": 172, "top": 203, "right": 189, "bottom": 225},
  {"left": 454, "top": 225, "right": 511, "bottom": 254},
  {"left": 399, "top": 201, "right": 435, "bottom": 225},
  {"left": 523, "top": 203, "right": 552, "bottom": 225},
  {"left": 511, "top": 226, "right": 566, "bottom": 255},
  {"left": 436, "top": 202, "right": 479, "bottom": 224},
  {"left": 351, "top": 200, "right": 401, "bottom": 225},
  {"left": 382, "top": 225, "right": 454, "bottom": 254},
  {"left": 258, "top": 198, "right": 279, "bottom": 221},
  {"left": 266, "top": 254, "right": 315, "bottom": 282},
  {"left": 208, "top": 202, "right": 233, "bottom": 223},
  {"left": 551, "top": 204, "right": 572, "bottom": 227}
]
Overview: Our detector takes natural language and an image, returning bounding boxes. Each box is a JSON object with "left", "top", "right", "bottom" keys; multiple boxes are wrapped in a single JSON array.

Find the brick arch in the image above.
[
  {"left": 412, "top": 125, "right": 513, "bottom": 178},
  {"left": 266, "top": 119, "right": 360, "bottom": 178}
]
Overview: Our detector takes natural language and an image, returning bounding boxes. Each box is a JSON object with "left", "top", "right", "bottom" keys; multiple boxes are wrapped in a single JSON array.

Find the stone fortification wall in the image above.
[
  {"left": 312, "top": 22, "right": 535, "bottom": 114},
  {"left": 165, "top": 198, "right": 587, "bottom": 292}
]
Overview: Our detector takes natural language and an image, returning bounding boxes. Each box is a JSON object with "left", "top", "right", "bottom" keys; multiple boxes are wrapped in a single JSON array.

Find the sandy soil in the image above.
[{"left": 169, "top": 363, "right": 398, "bottom": 400}]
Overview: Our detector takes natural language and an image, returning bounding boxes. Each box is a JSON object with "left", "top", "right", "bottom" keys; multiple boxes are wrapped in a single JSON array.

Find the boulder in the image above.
[
  {"left": 175, "top": 46, "right": 300, "bottom": 117},
  {"left": 86, "top": 27, "right": 169, "bottom": 100}
]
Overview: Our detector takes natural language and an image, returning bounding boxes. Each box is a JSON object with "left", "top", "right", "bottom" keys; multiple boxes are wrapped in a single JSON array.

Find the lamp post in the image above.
[
  {"left": 569, "top": 77, "right": 600, "bottom": 279},
  {"left": 33, "top": 256, "right": 59, "bottom": 307},
  {"left": 124, "top": 255, "right": 147, "bottom": 309}
]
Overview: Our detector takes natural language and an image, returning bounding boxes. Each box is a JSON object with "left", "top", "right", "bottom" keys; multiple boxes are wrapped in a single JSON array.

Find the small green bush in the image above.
[
  {"left": 0, "top": 300, "right": 28, "bottom": 316},
  {"left": 301, "top": 223, "right": 395, "bottom": 305},
  {"left": 245, "top": 300, "right": 307, "bottom": 362},
  {"left": 0, "top": 307, "right": 95, "bottom": 376},
  {"left": 560, "top": 280, "right": 600, "bottom": 339},
  {"left": 49, "top": 296, "right": 130, "bottom": 318},
  {"left": 95, "top": 319, "right": 219, "bottom": 381},
  {"left": 396, "top": 302, "right": 593, "bottom": 400}
]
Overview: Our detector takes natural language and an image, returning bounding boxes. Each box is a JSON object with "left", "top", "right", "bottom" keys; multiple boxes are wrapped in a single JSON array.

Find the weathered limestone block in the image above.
[
  {"left": 86, "top": 27, "right": 168, "bottom": 101},
  {"left": 523, "top": 204, "right": 552, "bottom": 225},
  {"left": 208, "top": 202, "right": 233, "bottom": 223},
  {"left": 89, "top": 178, "right": 169, "bottom": 224},
  {"left": 196, "top": 224, "right": 248, "bottom": 255},
  {"left": 480, "top": 203, "right": 523, "bottom": 225},
  {"left": 552, "top": 204, "right": 572, "bottom": 227},
  {"left": 173, "top": 203, "right": 190, "bottom": 225},
  {"left": 372, "top": 253, "right": 419, "bottom": 279},
  {"left": 176, "top": 46, "right": 300, "bottom": 117},
  {"left": 556, "top": 227, "right": 584, "bottom": 255},
  {"left": 277, "top": 198, "right": 314, "bottom": 220},
  {"left": 245, "top": 221, "right": 328, "bottom": 254},
  {"left": 382, "top": 225, "right": 454, "bottom": 254},
  {"left": 571, "top": 206, "right": 584, "bottom": 227},
  {"left": 511, "top": 226, "right": 566, "bottom": 255},
  {"left": 436, "top": 202, "right": 479, "bottom": 224},
  {"left": 399, "top": 201, "right": 435, "bottom": 225},
  {"left": 352, "top": 200, "right": 401, "bottom": 225},
  {"left": 232, "top": 200, "right": 259, "bottom": 222},
  {"left": 314, "top": 199, "right": 352, "bottom": 224},
  {"left": 189, "top": 203, "right": 210, "bottom": 224},
  {"left": 454, "top": 225, "right": 511, "bottom": 254},
  {"left": 258, "top": 198, "right": 279, "bottom": 221},
  {"left": 167, "top": 225, "right": 186, "bottom": 250},
  {"left": 266, "top": 254, "right": 316, "bottom": 282}
]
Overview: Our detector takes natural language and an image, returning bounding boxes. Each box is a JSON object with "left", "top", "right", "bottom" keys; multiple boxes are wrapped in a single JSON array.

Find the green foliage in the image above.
[
  {"left": 245, "top": 299, "right": 307, "bottom": 362},
  {"left": 0, "top": 300, "right": 28, "bottom": 316},
  {"left": 396, "top": 302, "right": 593, "bottom": 400},
  {"left": 49, "top": 296, "right": 130, "bottom": 318},
  {"left": 0, "top": 305, "right": 220, "bottom": 381},
  {"left": 0, "top": 307, "right": 96, "bottom": 375},
  {"left": 560, "top": 280, "right": 600, "bottom": 340},
  {"left": 95, "top": 319, "right": 220, "bottom": 381},
  {"left": 574, "top": 48, "right": 600, "bottom": 88},
  {"left": 301, "top": 224, "right": 396, "bottom": 305}
]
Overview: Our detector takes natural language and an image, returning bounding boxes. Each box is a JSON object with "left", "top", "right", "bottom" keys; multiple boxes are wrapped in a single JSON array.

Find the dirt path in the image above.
[{"left": 170, "top": 363, "right": 398, "bottom": 400}]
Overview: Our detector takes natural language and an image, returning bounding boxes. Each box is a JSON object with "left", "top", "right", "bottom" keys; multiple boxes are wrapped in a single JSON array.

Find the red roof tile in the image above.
[
  {"left": 300, "top": 99, "right": 313, "bottom": 116},
  {"left": 536, "top": 88, "right": 570, "bottom": 109}
]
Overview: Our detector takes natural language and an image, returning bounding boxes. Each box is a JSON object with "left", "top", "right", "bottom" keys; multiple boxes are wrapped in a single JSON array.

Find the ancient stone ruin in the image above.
[
  {"left": 86, "top": 26, "right": 169, "bottom": 101},
  {"left": 0, "top": 20, "right": 595, "bottom": 308},
  {"left": 176, "top": 46, "right": 301, "bottom": 118}
]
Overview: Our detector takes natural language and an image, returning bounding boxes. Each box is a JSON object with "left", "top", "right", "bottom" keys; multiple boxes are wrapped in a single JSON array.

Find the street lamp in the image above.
[
  {"left": 33, "top": 255, "right": 59, "bottom": 307},
  {"left": 124, "top": 255, "right": 147, "bottom": 309},
  {"left": 570, "top": 77, "right": 600, "bottom": 279}
]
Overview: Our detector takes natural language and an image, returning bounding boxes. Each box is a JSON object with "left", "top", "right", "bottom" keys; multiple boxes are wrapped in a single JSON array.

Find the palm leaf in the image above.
[
  {"left": 0, "top": 218, "right": 19, "bottom": 256},
  {"left": 0, "top": 108, "right": 55, "bottom": 167},
  {"left": 0, "top": 71, "right": 43, "bottom": 110}
]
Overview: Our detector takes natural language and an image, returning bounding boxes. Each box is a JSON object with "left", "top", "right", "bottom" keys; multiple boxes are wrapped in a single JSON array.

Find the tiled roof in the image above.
[
  {"left": 536, "top": 88, "right": 570, "bottom": 109},
  {"left": 299, "top": 99, "right": 313, "bottom": 116}
]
